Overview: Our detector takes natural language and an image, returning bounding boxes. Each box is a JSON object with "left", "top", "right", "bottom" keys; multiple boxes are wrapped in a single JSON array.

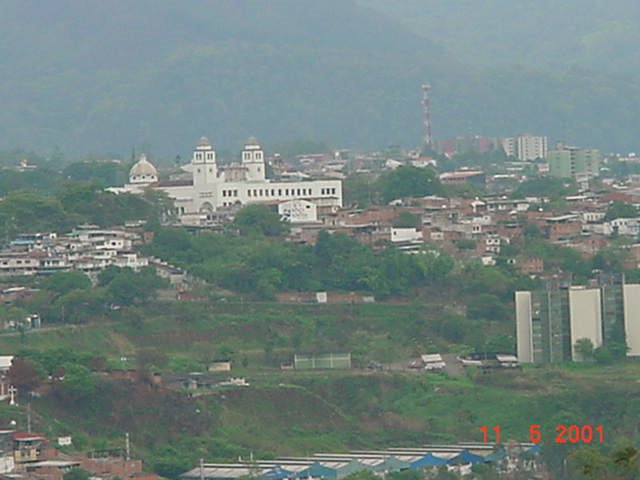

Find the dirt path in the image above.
[{"left": 442, "top": 353, "right": 465, "bottom": 378}]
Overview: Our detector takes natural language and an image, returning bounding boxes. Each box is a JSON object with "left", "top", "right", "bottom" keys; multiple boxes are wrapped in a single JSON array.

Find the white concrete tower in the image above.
[
  {"left": 192, "top": 136, "right": 217, "bottom": 186},
  {"left": 241, "top": 136, "right": 266, "bottom": 182}
]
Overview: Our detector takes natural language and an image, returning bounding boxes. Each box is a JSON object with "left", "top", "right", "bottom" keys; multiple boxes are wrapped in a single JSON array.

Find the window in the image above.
[
  {"left": 196, "top": 152, "right": 202, "bottom": 160},
  {"left": 244, "top": 152, "right": 250, "bottom": 161},
  {"left": 285, "top": 189, "right": 289, "bottom": 195},
  {"left": 271, "top": 189, "right": 275, "bottom": 196},
  {"left": 278, "top": 189, "right": 282, "bottom": 196},
  {"left": 197, "top": 168, "right": 201, "bottom": 173},
  {"left": 222, "top": 190, "right": 226, "bottom": 197},
  {"left": 259, "top": 189, "right": 263, "bottom": 196},
  {"left": 233, "top": 190, "right": 238, "bottom": 197},
  {"left": 248, "top": 190, "right": 252, "bottom": 197},
  {"left": 207, "top": 153, "right": 213, "bottom": 160},
  {"left": 209, "top": 168, "right": 213, "bottom": 173},
  {"left": 256, "top": 152, "right": 263, "bottom": 160}
]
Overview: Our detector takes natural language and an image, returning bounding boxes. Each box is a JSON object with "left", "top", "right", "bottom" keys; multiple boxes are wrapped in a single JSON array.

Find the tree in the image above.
[
  {"left": 43, "top": 271, "right": 91, "bottom": 295},
  {"left": 376, "top": 166, "right": 443, "bottom": 203},
  {"left": 8, "top": 358, "right": 40, "bottom": 393},
  {"left": 52, "top": 287, "right": 108, "bottom": 324},
  {"left": 233, "top": 204, "right": 289, "bottom": 236},
  {"left": 61, "top": 363, "right": 96, "bottom": 397},
  {"left": 514, "top": 177, "right": 578, "bottom": 198},
  {"left": 569, "top": 442, "right": 640, "bottom": 479},
  {"left": 574, "top": 338, "right": 595, "bottom": 361},
  {"left": 593, "top": 346, "right": 614, "bottom": 364},
  {"left": 104, "top": 267, "right": 166, "bottom": 305},
  {"left": 605, "top": 201, "right": 638, "bottom": 221}
]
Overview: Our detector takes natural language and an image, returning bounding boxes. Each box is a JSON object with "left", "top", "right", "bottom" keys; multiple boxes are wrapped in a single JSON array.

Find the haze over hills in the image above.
[
  {"left": 360, "top": 0, "right": 640, "bottom": 74},
  {"left": 0, "top": 0, "right": 639, "bottom": 155}
]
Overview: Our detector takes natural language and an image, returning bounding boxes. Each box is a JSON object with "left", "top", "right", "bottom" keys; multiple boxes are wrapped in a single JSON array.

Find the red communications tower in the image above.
[{"left": 421, "top": 83, "right": 432, "bottom": 150}]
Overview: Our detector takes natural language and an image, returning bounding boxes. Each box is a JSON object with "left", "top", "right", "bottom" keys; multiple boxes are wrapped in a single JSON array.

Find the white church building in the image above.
[{"left": 115, "top": 137, "right": 342, "bottom": 222}]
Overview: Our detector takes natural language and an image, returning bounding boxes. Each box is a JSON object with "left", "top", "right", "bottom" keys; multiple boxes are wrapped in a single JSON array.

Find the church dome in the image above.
[
  {"left": 129, "top": 154, "right": 158, "bottom": 184},
  {"left": 246, "top": 136, "right": 259, "bottom": 146},
  {"left": 198, "top": 136, "right": 211, "bottom": 147}
]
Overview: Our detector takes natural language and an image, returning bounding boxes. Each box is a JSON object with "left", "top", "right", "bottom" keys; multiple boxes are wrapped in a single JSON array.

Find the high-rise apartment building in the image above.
[
  {"left": 502, "top": 134, "right": 548, "bottom": 161},
  {"left": 516, "top": 276, "right": 639, "bottom": 363},
  {"left": 548, "top": 145, "right": 601, "bottom": 179}
]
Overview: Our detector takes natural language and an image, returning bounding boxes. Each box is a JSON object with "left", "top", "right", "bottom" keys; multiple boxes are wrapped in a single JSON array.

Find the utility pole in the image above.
[
  {"left": 125, "top": 432, "right": 130, "bottom": 461},
  {"left": 27, "top": 400, "right": 31, "bottom": 433},
  {"left": 200, "top": 457, "right": 204, "bottom": 480},
  {"left": 421, "top": 83, "right": 433, "bottom": 150}
]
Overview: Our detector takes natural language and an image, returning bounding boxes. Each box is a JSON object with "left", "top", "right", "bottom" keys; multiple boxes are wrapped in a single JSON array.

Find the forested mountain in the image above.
[
  {"left": 0, "top": 0, "right": 639, "bottom": 155},
  {"left": 360, "top": 0, "right": 640, "bottom": 74}
]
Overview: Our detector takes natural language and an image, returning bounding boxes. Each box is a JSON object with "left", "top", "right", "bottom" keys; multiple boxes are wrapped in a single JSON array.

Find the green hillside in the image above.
[
  {"left": 1, "top": 1, "right": 640, "bottom": 155},
  {"left": 2, "top": 300, "right": 640, "bottom": 478}
]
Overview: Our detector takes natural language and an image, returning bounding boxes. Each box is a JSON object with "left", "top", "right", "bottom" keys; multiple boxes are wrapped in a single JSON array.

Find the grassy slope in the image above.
[
  {"left": 2, "top": 301, "right": 638, "bottom": 470},
  {"left": 0, "top": 301, "right": 490, "bottom": 362}
]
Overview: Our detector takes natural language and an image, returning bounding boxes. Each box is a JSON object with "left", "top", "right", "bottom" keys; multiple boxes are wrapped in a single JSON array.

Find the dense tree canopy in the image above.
[
  {"left": 604, "top": 201, "right": 638, "bottom": 221},
  {"left": 233, "top": 204, "right": 289, "bottom": 237},
  {"left": 145, "top": 226, "right": 454, "bottom": 299},
  {"left": 376, "top": 166, "right": 443, "bottom": 203},
  {"left": 513, "top": 177, "right": 578, "bottom": 198}
]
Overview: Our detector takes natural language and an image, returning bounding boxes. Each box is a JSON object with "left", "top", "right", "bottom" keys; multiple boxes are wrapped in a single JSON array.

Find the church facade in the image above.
[{"left": 117, "top": 137, "right": 342, "bottom": 220}]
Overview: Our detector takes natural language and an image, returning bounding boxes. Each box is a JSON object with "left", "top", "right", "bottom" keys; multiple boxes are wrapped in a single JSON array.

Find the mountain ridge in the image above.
[{"left": 0, "top": 0, "right": 638, "bottom": 155}]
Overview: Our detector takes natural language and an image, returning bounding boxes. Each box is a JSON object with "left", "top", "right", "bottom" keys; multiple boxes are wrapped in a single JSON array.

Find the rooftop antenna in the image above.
[{"left": 421, "top": 83, "right": 433, "bottom": 149}]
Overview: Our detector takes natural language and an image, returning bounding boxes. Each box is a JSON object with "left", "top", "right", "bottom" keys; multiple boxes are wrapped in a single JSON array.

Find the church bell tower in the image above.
[
  {"left": 241, "top": 136, "right": 266, "bottom": 182},
  {"left": 192, "top": 136, "right": 217, "bottom": 185}
]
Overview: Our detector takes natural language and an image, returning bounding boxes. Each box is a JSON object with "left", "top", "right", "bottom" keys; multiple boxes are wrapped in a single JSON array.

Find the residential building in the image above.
[
  {"left": 548, "top": 145, "right": 602, "bottom": 178},
  {"left": 439, "top": 170, "right": 485, "bottom": 186},
  {"left": 502, "top": 134, "right": 548, "bottom": 161},
  {"left": 516, "top": 276, "right": 639, "bottom": 363},
  {"left": 0, "top": 226, "right": 150, "bottom": 278}
]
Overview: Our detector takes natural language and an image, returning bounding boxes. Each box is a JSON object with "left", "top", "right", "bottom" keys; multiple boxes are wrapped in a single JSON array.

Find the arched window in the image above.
[{"left": 256, "top": 152, "right": 263, "bottom": 160}]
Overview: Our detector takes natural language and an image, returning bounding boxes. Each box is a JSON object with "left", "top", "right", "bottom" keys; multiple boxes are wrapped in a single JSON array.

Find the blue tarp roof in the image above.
[
  {"left": 483, "top": 449, "right": 506, "bottom": 463},
  {"left": 263, "top": 466, "right": 295, "bottom": 480},
  {"left": 447, "top": 450, "right": 487, "bottom": 465},
  {"left": 295, "top": 462, "right": 337, "bottom": 479},
  {"left": 410, "top": 453, "right": 449, "bottom": 468},
  {"left": 526, "top": 444, "right": 542, "bottom": 455}
]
